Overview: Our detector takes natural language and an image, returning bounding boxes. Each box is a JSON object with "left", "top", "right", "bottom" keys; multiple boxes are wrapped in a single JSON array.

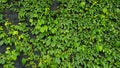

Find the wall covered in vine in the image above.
[{"left": 0, "top": 0, "right": 120, "bottom": 68}]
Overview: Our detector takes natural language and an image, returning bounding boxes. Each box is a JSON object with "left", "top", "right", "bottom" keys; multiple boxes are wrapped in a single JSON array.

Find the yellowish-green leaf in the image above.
[
  {"left": 103, "top": 8, "right": 108, "bottom": 14},
  {"left": 80, "top": 2, "right": 85, "bottom": 7},
  {"left": 13, "top": 31, "right": 18, "bottom": 35},
  {"left": 40, "top": 25, "right": 48, "bottom": 33},
  {"left": 38, "top": 19, "right": 44, "bottom": 25},
  {"left": 5, "top": 21, "right": 11, "bottom": 26},
  {"left": 96, "top": 45, "right": 103, "bottom": 52},
  {"left": 0, "top": 26, "right": 3, "bottom": 30}
]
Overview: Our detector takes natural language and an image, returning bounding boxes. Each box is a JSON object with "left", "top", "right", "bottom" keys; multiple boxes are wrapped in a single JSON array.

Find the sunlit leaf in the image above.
[{"left": 12, "top": 31, "right": 18, "bottom": 35}]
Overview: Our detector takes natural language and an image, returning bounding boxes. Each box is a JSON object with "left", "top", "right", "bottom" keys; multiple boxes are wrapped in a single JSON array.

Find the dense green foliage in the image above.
[{"left": 0, "top": 0, "right": 120, "bottom": 68}]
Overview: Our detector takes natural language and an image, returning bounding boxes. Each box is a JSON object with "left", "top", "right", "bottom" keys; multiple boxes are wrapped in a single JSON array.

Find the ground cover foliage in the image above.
[{"left": 0, "top": 0, "right": 120, "bottom": 68}]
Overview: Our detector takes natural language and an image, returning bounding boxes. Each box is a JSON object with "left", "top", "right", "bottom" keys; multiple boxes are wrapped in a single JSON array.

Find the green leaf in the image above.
[
  {"left": 55, "top": 58, "right": 60, "bottom": 64},
  {"left": 46, "top": 39, "right": 51, "bottom": 45},
  {"left": 0, "top": 14, "right": 3, "bottom": 20},
  {"left": 12, "top": 31, "right": 18, "bottom": 35},
  {"left": 0, "top": 40, "right": 4, "bottom": 46},
  {"left": 103, "top": 8, "right": 108, "bottom": 13},
  {"left": 22, "top": 58, "right": 26, "bottom": 65},
  {"left": 38, "top": 62, "right": 42, "bottom": 67},
  {"left": 96, "top": 45, "right": 103, "bottom": 52},
  {"left": 29, "top": 18, "right": 33, "bottom": 23},
  {"left": 100, "top": 14, "right": 105, "bottom": 19},
  {"left": 0, "top": 58, "right": 5, "bottom": 64},
  {"left": 51, "top": 28, "right": 57, "bottom": 33},
  {"left": 116, "top": 8, "right": 120, "bottom": 13},
  {"left": 11, "top": 50, "right": 17, "bottom": 60},
  {"left": 18, "top": 10, "right": 25, "bottom": 18},
  {"left": 80, "top": 2, "right": 85, "bottom": 7},
  {"left": 115, "top": 41, "right": 120, "bottom": 47},
  {"left": 33, "top": 13, "right": 38, "bottom": 17},
  {"left": 54, "top": 20, "right": 58, "bottom": 24},
  {"left": 40, "top": 25, "right": 48, "bottom": 33},
  {"left": 1, "top": 0, "right": 7, "bottom": 3},
  {"left": 38, "top": 19, "right": 44, "bottom": 25},
  {"left": 45, "top": 8, "right": 50, "bottom": 15}
]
